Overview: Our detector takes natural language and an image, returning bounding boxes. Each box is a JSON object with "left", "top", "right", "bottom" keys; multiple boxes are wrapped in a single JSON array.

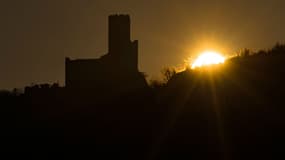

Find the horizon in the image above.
[
  {"left": 1, "top": 2, "right": 285, "bottom": 158},
  {"left": 1, "top": 0, "right": 285, "bottom": 89}
]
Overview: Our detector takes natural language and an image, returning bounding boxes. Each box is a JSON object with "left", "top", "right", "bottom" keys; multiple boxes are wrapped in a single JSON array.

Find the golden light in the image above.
[{"left": 191, "top": 51, "right": 225, "bottom": 69}]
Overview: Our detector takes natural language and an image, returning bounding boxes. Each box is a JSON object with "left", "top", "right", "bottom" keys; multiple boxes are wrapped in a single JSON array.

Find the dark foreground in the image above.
[{"left": 1, "top": 51, "right": 285, "bottom": 159}]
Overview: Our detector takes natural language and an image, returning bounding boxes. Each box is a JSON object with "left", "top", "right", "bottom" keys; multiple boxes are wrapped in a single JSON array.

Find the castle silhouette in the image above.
[
  {"left": 2, "top": 12, "right": 285, "bottom": 160},
  {"left": 65, "top": 15, "right": 147, "bottom": 94}
]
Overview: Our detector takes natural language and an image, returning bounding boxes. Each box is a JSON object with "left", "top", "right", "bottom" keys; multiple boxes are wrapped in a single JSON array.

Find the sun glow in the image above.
[{"left": 191, "top": 51, "right": 225, "bottom": 69}]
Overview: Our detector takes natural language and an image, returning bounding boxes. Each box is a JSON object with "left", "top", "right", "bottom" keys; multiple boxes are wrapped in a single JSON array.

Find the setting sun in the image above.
[{"left": 191, "top": 51, "right": 225, "bottom": 69}]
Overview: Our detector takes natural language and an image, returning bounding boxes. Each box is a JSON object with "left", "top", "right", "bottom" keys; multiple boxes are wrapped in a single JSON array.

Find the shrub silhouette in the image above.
[{"left": 1, "top": 44, "right": 285, "bottom": 159}]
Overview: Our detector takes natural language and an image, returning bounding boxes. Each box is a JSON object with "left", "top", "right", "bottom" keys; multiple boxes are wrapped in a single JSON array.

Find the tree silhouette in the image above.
[
  {"left": 1, "top": 24, "right": 285, "bottom": 159},
  {"left": 161, "top": 67, "right": 176, "bottom": 84}
]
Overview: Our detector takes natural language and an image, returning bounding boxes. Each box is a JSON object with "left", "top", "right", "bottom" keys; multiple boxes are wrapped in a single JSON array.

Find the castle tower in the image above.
[
  {"left": 65, "top": 15, "right": 144, "bottom": 90},
  {"left": 108, "top": 15, "right": 130, "bottom": 54},
  {"left": 108, "top": 15, "right": 138, "bottom": 71}
]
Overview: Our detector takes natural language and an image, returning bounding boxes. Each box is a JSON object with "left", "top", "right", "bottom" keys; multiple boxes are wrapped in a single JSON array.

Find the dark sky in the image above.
[{"left": 1, "top": 0, "right": 285, "bottom": 89}]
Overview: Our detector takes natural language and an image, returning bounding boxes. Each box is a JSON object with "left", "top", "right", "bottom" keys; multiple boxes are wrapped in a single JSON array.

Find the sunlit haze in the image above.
[
  {"left": 191, "top": 51, "right": 225, "bottom": 69},
  {"left": 1, "top": 0, "right": 285, "bottom": 89}
]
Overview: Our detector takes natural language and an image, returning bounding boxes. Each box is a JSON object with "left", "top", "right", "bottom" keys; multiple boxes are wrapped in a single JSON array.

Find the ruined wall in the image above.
[{"left": 65, "top": 15, "right": 145, "bottom": 93}]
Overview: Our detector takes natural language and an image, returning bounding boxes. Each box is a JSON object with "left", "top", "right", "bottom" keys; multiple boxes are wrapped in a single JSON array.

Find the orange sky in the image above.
[{"left": 1, "top": 0, "right": 285, "bottom": 89}]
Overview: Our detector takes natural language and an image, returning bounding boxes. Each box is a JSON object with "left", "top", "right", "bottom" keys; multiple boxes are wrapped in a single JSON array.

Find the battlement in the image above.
[
  {"left": 109, "top": 14, "right": 130, "bottom": 19},
  {"left": 108, "top": 14, "right": 130, "bottom": 26}
]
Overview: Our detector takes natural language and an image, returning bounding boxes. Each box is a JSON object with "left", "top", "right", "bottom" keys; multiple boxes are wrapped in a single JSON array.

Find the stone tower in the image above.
[{"left": 65, "top": 15, "right": 146, "bottom": 93}]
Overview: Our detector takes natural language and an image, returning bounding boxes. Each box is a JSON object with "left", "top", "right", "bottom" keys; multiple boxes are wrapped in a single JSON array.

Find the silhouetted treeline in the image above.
[{"left": 1, "top": 44, "right": 285, "bottom": 159}]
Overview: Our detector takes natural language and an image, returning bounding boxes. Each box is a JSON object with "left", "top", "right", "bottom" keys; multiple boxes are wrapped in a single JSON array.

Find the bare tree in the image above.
[{"left": 161, "top": 67, "right": 176, "bottom": 84}]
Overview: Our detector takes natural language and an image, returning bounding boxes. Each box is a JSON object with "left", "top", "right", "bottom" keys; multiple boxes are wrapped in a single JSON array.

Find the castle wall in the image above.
[{"left": 65, "top": 15, "right": 146, "bottom": 92}]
